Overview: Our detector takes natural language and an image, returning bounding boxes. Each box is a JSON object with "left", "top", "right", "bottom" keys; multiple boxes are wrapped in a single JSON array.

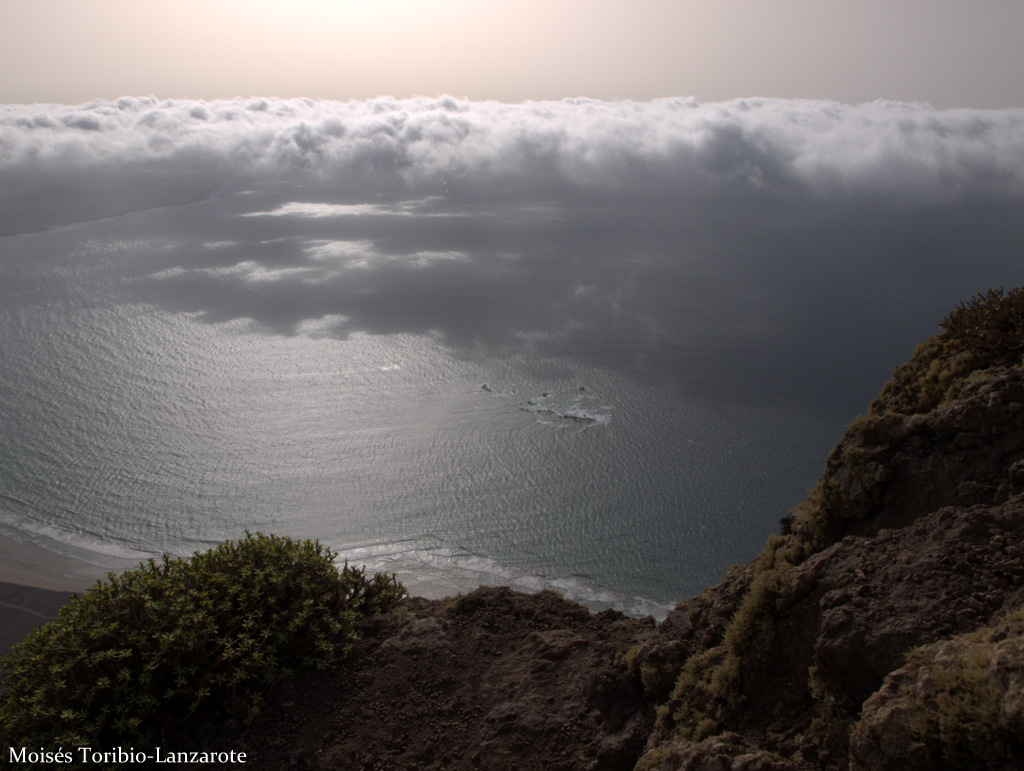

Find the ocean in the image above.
[{"left": 2, "top": 97, "right": 1022, "bottom": 616}]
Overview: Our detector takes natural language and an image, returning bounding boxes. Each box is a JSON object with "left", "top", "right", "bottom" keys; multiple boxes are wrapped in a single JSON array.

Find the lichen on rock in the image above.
[{"left": 850, "top": 607, "right": 1024, "bottom": 770}]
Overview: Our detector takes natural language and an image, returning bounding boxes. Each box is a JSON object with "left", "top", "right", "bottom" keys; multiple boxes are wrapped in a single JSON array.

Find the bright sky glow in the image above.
[{"left": 2, "top": 0, "right": 1023, "bottom": 106}]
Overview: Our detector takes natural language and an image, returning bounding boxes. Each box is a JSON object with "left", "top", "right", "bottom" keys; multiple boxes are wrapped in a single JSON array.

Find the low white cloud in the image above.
[
  {"left": 295, "top": 315, "right": 351, "bottom": 338},
  {"left": 243, "top": 198, "right": 476, "bottom": 219},
  {"left": 2, "top": 96, "right": 1023, "bottom": 205},
  {"left": 168, "top": 260, "right": 318, "bottom": 284},
  {"left": 305, "top": 239, "right": 377, "bottom": 261},
  {"left": 243, "top": 202, "right": 392, "bottom": 218},
  {"left": 304, "top": 239, "right": 471, "bottom": 272}
]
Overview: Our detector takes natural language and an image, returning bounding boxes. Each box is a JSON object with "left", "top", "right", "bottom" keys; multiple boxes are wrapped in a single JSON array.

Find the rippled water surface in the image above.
[{"left": 2, "top": 177, "right": 1021, "bottom": 615}]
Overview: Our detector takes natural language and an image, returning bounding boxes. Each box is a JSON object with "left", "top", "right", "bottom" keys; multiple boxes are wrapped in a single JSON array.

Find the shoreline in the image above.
[
  {"left": 0, "top": 522, "right": 675, "bottom": 627},
  {"left": 0, "top": 528, "right": 675, "bottom": 616},
  {"left": 0, "top": 582, "right": 75, "bottom": 660},
  {"left": 0, "top": 533, "right": 137, "bottom": 658},
  {"left": 0, "top": 527, "right": 673, "bottom": 662},
  {"left": 0, "top": 531, "right": 135, "bottom": 593}
]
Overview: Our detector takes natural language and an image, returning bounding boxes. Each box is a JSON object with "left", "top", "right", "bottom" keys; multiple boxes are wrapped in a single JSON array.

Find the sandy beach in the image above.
[
  {"left": 0, "top": 582, "right": 73, "bottom": 660},
  {"left": 0, "top": 532, "right": 139, "bottom": 658},
  {"left": 0, "top": 529, "right": 137, "bottom": 592}
]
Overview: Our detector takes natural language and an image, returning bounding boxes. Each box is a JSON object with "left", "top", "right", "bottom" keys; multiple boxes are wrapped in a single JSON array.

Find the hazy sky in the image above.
[{"left": 2, "top": 0, "right": 1023, "bottom": 107}]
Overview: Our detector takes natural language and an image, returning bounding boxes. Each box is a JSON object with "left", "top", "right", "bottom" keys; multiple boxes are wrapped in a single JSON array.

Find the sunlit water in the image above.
[{"left": 2, "top": 178, "right": 1021, "bottom": 617}]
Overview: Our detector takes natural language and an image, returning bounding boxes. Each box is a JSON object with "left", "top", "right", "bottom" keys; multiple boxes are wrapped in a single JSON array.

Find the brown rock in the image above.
[
  {"left": 218, "top": 588, "right": 660, "bottom": 770},
  {"left": 849, "top": 610, "right": 1024, "bottom": 770}
]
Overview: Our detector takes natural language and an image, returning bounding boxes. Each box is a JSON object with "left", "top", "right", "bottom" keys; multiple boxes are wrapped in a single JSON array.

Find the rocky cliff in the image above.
[
  {"left": 632, "top": 287, "right": 1024, "bottom": 770},
  {"left": 221, "top": 289, "right": 1024, "bottom": 770}
]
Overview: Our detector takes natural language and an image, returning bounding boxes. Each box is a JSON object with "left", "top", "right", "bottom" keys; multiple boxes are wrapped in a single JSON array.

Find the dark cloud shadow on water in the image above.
[
  {"left": 8, "top": 95, "right": 1023, "bottom": 422},
  {"left": 129, "top": 183, "right": 1024, "bottom": 422}
]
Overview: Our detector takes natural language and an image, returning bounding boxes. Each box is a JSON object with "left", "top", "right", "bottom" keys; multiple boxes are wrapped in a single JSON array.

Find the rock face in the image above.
[
  {"left": 635, "top": 289, "right": 1024, "bottom": 769},
  {"left": 849, "top": 608, "right": 1024, "bottom": 770},
  {"left": 202, "top": 291, "right": 1024, "bottom": 769},
  {"left": 222, "top": 588, "right": 663, "bottom": 770}
]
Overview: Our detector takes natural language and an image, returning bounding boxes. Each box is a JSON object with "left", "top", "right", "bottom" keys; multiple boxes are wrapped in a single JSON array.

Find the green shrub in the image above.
[
  {"left": 872, "top": 287, "right": 1024, "bottom": 416},
  {"left": 0, "top": 532, "right": 406, "bottom": 751},
  {"left": 939, "top": 286, "right": 1024, "bottom": 363},
  {"left": 661, "top": 533, "right": 810, "bottom": 743}
]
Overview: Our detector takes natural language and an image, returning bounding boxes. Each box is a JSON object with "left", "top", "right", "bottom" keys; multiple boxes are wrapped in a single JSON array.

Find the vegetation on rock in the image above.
[
  {"left": 0, "top": 532, "right": 406, "bottom": 752},
  {"left": 637, "top": 287, "right": 1024, "bottom": 770},
  {"left": 874, "top": 286, "right": 1024, "bottom": 417},
  {"left": 850, "top": 606, "right": 1024, "bottom": 770},
  {"left": 941, "top": 286, "right": 1024, "bottom": 362},
  {"left": 4, "top": 289, "right": 1024, "bottom": 769}
]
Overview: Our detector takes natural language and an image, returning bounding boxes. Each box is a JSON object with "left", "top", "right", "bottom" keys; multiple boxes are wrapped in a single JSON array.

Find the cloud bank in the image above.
[{"left": 3, "top": 95, "right": 1024, "bottom": 205}]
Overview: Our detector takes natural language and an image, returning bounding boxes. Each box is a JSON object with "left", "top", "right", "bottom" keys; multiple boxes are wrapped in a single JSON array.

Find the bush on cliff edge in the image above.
[
  {"left": 0, "top": 532, "right": 406, "bottom": 750},
  {"left": 873, "top": 286, "right": 1024, "bottom": 416}
]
